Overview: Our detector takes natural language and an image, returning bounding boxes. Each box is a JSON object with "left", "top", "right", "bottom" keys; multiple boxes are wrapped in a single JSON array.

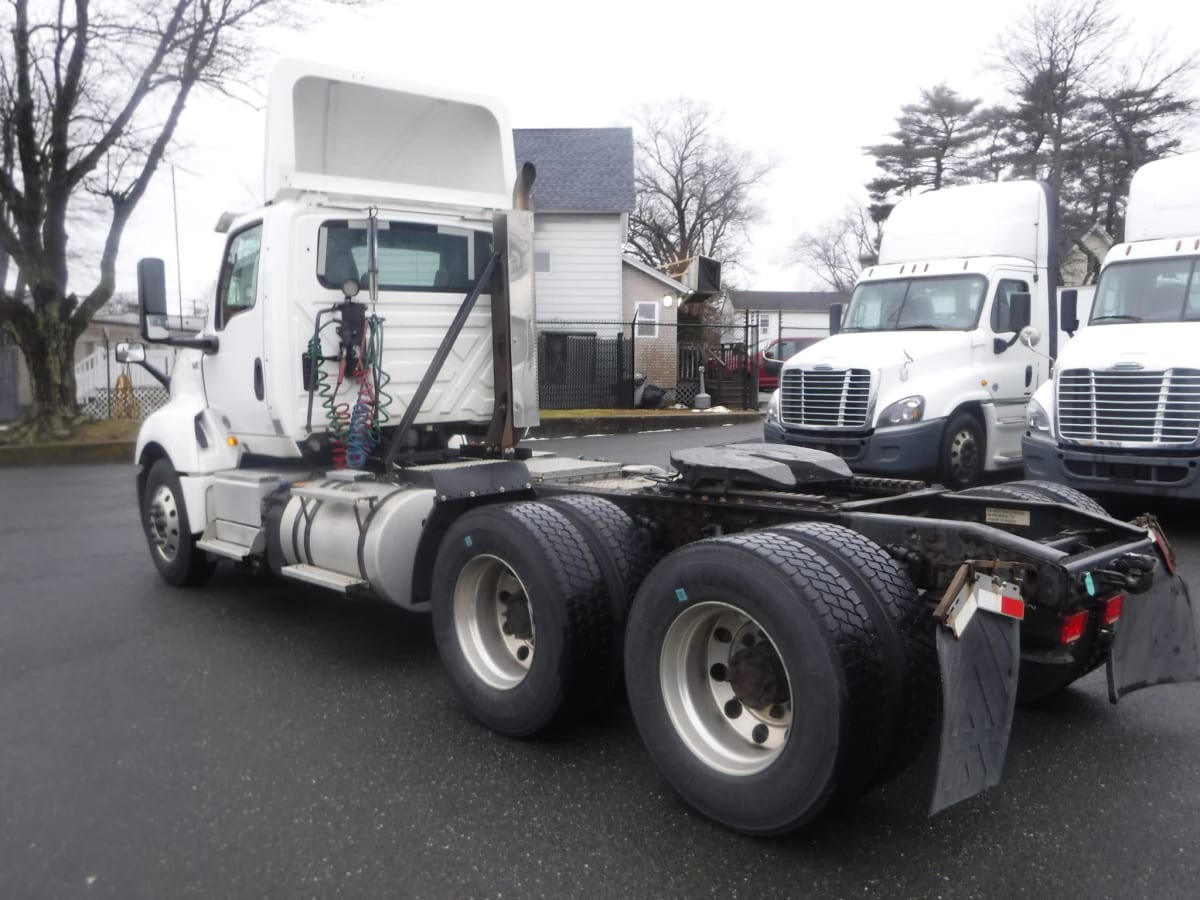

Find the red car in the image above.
[{"left": 757, "top": 336, "right": 823, "bottom": 391}]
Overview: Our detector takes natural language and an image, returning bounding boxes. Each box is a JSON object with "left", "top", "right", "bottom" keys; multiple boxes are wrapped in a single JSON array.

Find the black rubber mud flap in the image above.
[
  {"left": 1107, "top": 572, "right": 1200, "bottom": 703},
  {"left": 930, "top": 611, "right": 1020, "bottom": 815}
]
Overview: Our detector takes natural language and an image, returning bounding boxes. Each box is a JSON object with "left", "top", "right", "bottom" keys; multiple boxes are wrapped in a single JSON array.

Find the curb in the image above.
[{"left": 0, "top": 412, "right": 764, "bottom": 467}]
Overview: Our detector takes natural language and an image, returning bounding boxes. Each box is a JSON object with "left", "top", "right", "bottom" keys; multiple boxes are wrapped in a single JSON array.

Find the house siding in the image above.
[
  {"left": 534, "top": 214, "right": 623, "bottom": 335},
  {"left": 622, "top": 264, "right": 679, "bottom": 391}
]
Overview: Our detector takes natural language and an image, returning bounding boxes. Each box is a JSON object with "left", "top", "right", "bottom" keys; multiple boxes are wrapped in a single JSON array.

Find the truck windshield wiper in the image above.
[
  {"left": 896, "top": 324, "right": 940, "bottom": 330},
  {"left": 1091, "top": 315, "right": 1142, "bottom": 323}
]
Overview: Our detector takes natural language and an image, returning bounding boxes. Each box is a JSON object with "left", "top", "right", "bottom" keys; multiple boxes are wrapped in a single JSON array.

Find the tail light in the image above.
[
  {"left": 1100, "top": 593, "right": 1124, "bottom": 626},
  {"left": 1059, "top": 610, "right": 1089, "bottom": 645}
]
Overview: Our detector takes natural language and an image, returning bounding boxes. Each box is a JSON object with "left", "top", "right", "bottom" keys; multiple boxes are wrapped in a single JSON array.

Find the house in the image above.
[{"left": 516, "top": 128, "right": 693, "bottom": 406}]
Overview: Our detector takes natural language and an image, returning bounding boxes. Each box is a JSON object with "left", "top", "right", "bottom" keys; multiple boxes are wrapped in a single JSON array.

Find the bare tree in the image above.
[
  {"left": 626, "top": 98, "right": 773, "bottom": 285},
  {"left": 0, "top": 0, "right": 355, "bottom": 440},
  {"left": 789, "top": 202, "right": 881, "bottom": 293}
]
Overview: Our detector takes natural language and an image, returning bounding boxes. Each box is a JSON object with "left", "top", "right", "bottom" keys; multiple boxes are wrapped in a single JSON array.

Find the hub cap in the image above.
[
  {"left": 147, "top": 484, "right": 181, "bottom": 563},
  {"left": 660, "top": 602, "right": 792, "bottom": 775},
  {"left": 948, "top": 427, "right": 979, "bottom": 484},
  {"left": 453, "top": 554, "right": 535, "bottom": 690}
]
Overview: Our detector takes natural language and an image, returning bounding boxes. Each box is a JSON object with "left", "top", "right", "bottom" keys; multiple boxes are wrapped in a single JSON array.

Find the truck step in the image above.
[
  {"left": 280, "top": 563, "right": 366, "bottom": 593},
  {"left": 196, "top": 537, "right": 252, "bottom": 561},
  {"left": 289, "top": 482, "right": 381, "bottom": 505}
]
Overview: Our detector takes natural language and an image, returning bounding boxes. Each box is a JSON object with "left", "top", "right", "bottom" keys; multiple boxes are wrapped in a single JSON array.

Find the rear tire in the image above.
[
  {"left": 624, "top": 531, "right": 893, "bottom": 835},
  {"left": 141, "top": 458, "right": 215, "bottom": 587},
  {"left": 772, "top": 523, "right": 938, "bottom": 779},
  {"left": 962, "top": 481, "right": 1111, "bottom": 701},
  {"left": 431, "top": 502, "right": 613, "bottom": 736}
]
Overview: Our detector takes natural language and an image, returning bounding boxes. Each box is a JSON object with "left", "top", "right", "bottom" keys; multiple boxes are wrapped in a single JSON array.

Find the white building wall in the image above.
[{"left": 533, "top": 213, "right": 623, "bottom": 337}]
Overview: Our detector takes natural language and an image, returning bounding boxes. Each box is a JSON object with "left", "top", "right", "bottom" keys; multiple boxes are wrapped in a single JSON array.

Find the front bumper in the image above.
[
  {"left": 763, "top": 416, "right": 944, "bottom": 476},
  {"left": 1022, "top": 430, "right": 1200, "bottom": 499}
]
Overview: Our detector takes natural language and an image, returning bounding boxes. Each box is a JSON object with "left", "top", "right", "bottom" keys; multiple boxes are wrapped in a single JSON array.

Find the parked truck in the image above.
[
  {"left": 119, "top": 60, "right": 1198, "bottom": 836},
  {"left": 765, "top": 181, "right": 1064, "bottom": 489},
  {"left": 1023, "top": 152, "right": 1200, "bottom": 499}
]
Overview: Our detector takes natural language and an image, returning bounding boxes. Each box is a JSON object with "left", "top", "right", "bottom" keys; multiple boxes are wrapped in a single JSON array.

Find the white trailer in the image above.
[{"left": 120, "top": 61, "right": 1197, "bottom": 836}]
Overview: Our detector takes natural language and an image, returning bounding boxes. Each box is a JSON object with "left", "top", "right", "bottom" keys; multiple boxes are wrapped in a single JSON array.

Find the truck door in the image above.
[
  {"left": 983, "top": 275, "right": 1039, "bottom": 460},
  {"left": 202, "top": 223, "right": 277, "bottom": 439}
]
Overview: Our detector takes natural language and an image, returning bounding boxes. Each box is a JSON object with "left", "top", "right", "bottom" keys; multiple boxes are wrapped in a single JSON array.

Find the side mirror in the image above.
[
  {"left": 828, "top": 303, "right": 844, "bottom": 336},
  {"left": 1060, "top": 288, "right": 1079, "bottom": 336},
  {"left": 1019, "top": 326, "right": 1042, "bottom": 348},
  {"left": 1008, "top": 292, "right": 1032, "bottom": 332},
  {"left": 137, "top": 258, "right": 170, "bottom": 342},
  {"left": 115, "top": 341, "right": 145, "bottom": 364}
]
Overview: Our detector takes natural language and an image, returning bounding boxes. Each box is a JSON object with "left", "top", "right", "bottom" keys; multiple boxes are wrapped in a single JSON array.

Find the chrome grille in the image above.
[
  {"left": 1056, "top": 368, "right": 1200, "bottom": 446},
  {"left": 780, "top": 368, "right": 872, "bottom": 429}
]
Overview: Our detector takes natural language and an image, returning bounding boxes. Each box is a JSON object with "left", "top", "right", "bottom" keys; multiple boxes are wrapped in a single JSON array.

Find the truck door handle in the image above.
[
  {"left": 254, "top": 358, "right": 265, "bottom": 400},
  {"left": 1025, "top": 365, "right": 1033, "bottom": 388}
]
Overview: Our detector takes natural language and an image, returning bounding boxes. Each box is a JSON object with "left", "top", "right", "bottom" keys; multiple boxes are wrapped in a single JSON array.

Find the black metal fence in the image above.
[{"left": 535, "top": 318, "right": 760, "bottom": 411}]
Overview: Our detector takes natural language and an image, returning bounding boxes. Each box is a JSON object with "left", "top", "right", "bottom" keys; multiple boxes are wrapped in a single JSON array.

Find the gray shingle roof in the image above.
[
  {"left": 727, "top": 290, "right": 850, "bottom": 312},
  {"left": 513, "top": 128, "right": 635, "bottom": 212}
]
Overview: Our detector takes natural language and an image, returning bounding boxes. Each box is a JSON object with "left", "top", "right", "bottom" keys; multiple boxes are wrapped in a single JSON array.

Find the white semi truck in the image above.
[
  {"left": 119, "top": 60, "right": 1198, "bottom": 836},
  {"left": 1023, "top": 152, "right": 1200, "bottom": 499},
  {"left": 765, "top": 181, "right": 1060, "bottom": 489}
]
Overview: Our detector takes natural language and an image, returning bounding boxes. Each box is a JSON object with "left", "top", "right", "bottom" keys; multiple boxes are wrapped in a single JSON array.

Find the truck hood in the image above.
[
  {"left": 1055, "top": 322, "right": 1195, "bottom": 370},
  {"left": 787, "top": 330, "right": 975, "bottom": 372}
]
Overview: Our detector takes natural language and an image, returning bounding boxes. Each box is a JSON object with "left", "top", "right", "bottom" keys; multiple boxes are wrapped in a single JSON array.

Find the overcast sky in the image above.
[{"left": 114, "top": 0, "right": 1200, "bottom": 312}]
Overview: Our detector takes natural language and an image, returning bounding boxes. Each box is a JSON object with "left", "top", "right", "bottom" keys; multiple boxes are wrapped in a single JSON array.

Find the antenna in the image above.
[{"left": 172, "top": 166, "right": 184, "bottom": 329}]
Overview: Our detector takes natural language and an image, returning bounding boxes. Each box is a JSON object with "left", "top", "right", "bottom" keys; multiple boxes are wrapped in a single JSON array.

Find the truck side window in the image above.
[
  {"left": 990, "top": 278, "right": 1029, "bottom": 333},
  {"left": 216, "top": 224, "right": 263, "bottom": 330},
  {"left": 1185, "top": 262, "right": 1200, "bottom": 320}
]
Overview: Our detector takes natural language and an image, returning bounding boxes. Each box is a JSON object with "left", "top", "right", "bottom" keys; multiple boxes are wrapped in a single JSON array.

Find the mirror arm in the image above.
[
  {"left": 132, "top": 359, "right": 171, "bottom": 389},
  {"left": 164, "top": 334, "right": 219, "bottom": 352}
]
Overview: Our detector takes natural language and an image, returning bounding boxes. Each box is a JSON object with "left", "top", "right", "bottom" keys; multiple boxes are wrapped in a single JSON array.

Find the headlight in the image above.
[
  {"left": 765, "top": 389, "right": 781, "bottom": 424},
  {"left": 1026, "top": 398, "right": 1051, "bottom": 433},
  {"left": 877, "top": 395, "right": 924, "bottom": 428}
]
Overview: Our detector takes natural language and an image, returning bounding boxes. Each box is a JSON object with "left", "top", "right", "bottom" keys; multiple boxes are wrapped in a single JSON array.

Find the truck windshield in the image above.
[
  {"left": 1089, "top": 257, "right": 1200, "bottom": 324},
  {"left": 316, "top": 220, "right": 494, "bottom": 292},
  {"left": 841, "top": 275, "right": 987, "bottom": 332}
]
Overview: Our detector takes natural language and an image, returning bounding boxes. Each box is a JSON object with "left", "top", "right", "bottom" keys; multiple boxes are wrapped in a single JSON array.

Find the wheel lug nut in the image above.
[
  {"left": 752, "top": 725, "right": 769, "bottom": 744},
  {"left": 710, "top": 663, "right": 728, "bottom": 682},
  {"left": 714, "top": 627, "right": 732, "bottom": 643},
  {"left": 769, "top": 704, "right": 784, "bottom": 719},
  {"left": 723, "top": 699, "right": 742, "bottom": 719}
]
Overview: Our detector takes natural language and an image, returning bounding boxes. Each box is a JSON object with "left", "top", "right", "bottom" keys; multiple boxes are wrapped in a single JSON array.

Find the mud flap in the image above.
[
  {"left": 1107, "top": 572, "right": 1200, "bottom": 702},
  {"left": 930, "top": 611, "right": 1020, "bottom": 814}
]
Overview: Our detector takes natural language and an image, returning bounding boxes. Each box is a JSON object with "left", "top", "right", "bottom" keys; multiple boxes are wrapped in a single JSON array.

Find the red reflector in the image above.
[
  {"left": 1059, "top": 610, "right": 1089, "bottom": 645},
  {"left": 1102, "top": 594, "right": 1124, "bottom": 626},
  {"left": 1000, "top": 595, "right": 1025, "bottom": 619}
]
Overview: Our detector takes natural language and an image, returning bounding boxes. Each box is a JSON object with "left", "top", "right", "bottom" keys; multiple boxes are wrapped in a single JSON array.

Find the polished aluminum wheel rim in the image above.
[
  {"left": 948, "top": 428, "right": 979, "bottom": 484},
  {"left": 147, "top": 484, "right": 181, "bottom": 563},
  {"left": 660, "top": 601, "right": 792, "bottom": 775},
  {"left": 453, "top": 554, "right": 535, "bottom": 690}
]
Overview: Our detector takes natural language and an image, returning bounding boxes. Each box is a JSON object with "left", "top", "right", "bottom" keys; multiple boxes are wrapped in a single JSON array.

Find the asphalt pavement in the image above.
[{"left": 2, "top": 432, "right": 1200, "bottom": 899}]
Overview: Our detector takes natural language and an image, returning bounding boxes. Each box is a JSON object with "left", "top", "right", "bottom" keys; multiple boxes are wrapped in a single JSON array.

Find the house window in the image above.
[
  {"left": 635, "top": 301, "right": 658, "bottom": 338},
  {"left": 535, "top": 250, "right": 552, "bottom": 273}
]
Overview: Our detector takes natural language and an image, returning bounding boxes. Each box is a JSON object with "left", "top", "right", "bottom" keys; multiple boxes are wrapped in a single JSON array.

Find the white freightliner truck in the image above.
[
  {"left": 1023, "top": 152, "right": 1200, "bottom": 499},
  {"left": 765, "top": 181, "right": 1063, "bottom": 490},
  {"left": 119, "top": 60, "right": 1199, "bottom": 836}
]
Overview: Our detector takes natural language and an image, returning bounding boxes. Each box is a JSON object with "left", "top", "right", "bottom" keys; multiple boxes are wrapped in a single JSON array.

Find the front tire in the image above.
[
  {"left": 141, "top": 458, "right": 215, "bottom": 587},
  {"left": 624, "top": 531, "right": 894, "bottom": 835},
  {"left": 940, "top": 412, "right": 985, "bottom": 489}
]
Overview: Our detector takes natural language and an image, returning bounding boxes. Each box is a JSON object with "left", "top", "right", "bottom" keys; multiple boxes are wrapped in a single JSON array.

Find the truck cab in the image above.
[
  {"left": 1023, "top": 152, "right": 1200, "bottom": 498},
  {"left": 765, "top": 181, "right": 1056, "bottom": 488},
  {"left": 131, "top": 60, "right": 538, "bottom": 536}
]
